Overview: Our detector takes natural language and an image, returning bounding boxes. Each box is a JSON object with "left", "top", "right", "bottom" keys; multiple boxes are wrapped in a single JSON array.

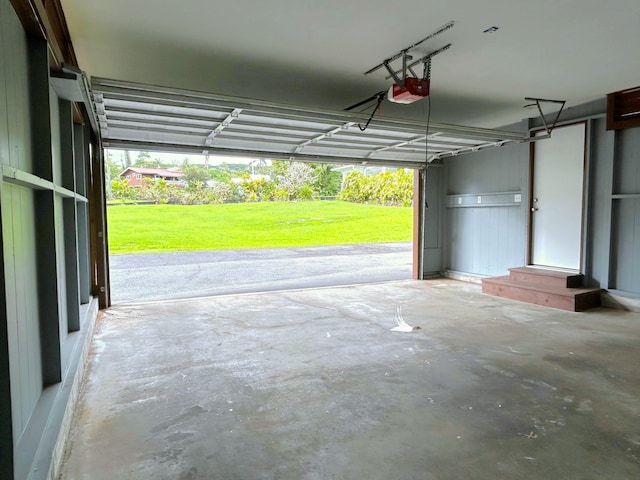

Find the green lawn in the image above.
[{"left": 107, "top": 201, "right": 413, "bottom": 255}]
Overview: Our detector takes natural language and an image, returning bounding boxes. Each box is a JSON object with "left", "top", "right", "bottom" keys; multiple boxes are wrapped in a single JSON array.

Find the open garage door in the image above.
[
  {"left": 91, "top": 78, "right": 528, "bottom": 287},
  {"left": 91, "top": 78, "right": 526, "bottom": 166}
]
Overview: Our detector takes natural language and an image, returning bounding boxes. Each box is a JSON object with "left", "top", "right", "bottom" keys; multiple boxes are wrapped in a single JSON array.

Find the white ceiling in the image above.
[{"left": 60, "top": 0, "right": 640, "bottom": 128}]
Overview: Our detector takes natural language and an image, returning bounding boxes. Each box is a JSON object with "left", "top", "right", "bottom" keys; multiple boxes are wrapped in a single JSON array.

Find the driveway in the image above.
[{"left": 109, "top": 242, "right": 413, "bottom": 304}]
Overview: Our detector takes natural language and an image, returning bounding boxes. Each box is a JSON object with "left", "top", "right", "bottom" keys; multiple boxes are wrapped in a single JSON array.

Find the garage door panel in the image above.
[{"left": 93, "top": 77, "right": 526, "bottom": 167}]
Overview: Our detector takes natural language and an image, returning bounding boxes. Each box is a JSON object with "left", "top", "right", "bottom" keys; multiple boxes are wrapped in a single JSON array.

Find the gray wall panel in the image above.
[
  {"left": 1, "top": 186, "right": 21, "bottom": 443},
  {"left": 610, "top": 125, "right": 640, "bottom": 294},
  {"left": 35, "top": 190, "right": 62, "bottom": 386},
  {"left": 1, "top": 3, "right": 45, "bottom": 453},
  {"left": 50, "top": 89, "right": 62, "bottom": 185},
  {"left": 28, "top": 38, "right": 52, "bottom": 181},
  {"left": 615, "top": 128, "right": 640, "bottom": 195},
  {"left": 0, "top": 2, "right": 8, "bottom": 167},
  {"left": 2, "top": 185, "right": 43, "bottom": 442},
  {"left": 55, "top": 196, "right": 69, "bottom": 343},
  {"left": 63, "top": 198, "right": 81, "bottom": 331},
  {"left": 446, "top": 143, "right": 526, "bottom": 194},
  {"left": 1, "top": 4, "right": 18, "bottom": 468},
  {"left": 2, "top": 0, "right": 32, "bottom": 173},
  {"left": 444, "top": 142, "right": 528, "bottom": 276},
  {"left": 1, "top": 2, "right": 100, "bottom": 478},
  {"left": 422, "top": 166, "right": 443, "bottom": 275},
  {"left": 73, "top": 124, "right": 91, "bottom": 304},
  {"left": 76, "top": 202, "right": 91, "bottom": 304},
  {"left": 610, "top": 198, "right": 640, "bottom": 294},
  {"left": 444, "top": 108, "right": 640, "bottom": 294},
  {"left": 584, "top": 119, "right": 614, "bottom": 288},
  {"left": 446, "top": 205, "right": 525, "bottom": 276}
]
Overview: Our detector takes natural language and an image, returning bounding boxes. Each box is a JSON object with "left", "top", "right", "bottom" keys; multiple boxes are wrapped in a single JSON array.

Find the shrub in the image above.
[{"left": 338, "top": 169, "right": 413, "bottom": 206}]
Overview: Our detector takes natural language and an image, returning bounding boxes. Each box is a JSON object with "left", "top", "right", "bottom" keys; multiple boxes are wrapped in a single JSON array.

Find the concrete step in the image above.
[
  {"left": 482, "top": 276, "right": 602, "bottom": 312},
  {"left": 508, "top": 266, "right": 584, "bottom": 289}
]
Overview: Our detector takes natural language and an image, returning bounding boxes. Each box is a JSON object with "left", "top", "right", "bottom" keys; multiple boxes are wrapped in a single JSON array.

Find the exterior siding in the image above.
[{"left": 120, "top": 168, "right": 184, "bottom": 187}]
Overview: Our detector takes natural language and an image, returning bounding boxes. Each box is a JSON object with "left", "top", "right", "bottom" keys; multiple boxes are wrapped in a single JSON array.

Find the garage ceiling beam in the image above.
[
  {"left": 103, "top": 139, "right": 425, "bottom": 169},
  {"left": 100, "top": 90, "right": 519, "bottom": 144},
  {"left": 294, "top": 122, "right": 356, "bottom": 154},
  {"left": 106, "top": 106, "right": 225, "bottom": 124},
  {"left": 91, "top": 78, "right": 525, "bottom": 142},
  {"left": 203, "top": 108, "right": 242, "bottom": 153},
  {"left": 92, "top": 77, "right": 533, "bottom": 166},
  {"left": 366, "top": 135, "right": 427, "bottom": 158}
]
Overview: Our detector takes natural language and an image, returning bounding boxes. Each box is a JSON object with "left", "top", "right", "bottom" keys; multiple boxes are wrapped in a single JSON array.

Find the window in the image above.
[{"left": 136, "top": 174, "right": 142, "bottom": 179}]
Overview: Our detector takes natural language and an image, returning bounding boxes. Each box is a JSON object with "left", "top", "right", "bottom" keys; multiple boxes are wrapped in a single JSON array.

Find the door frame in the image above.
[{"left": 526, "top": 120, "right": 589, "bottom": 271}]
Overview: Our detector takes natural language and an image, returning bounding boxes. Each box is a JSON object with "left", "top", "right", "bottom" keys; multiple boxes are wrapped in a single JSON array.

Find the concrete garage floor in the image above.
[{"left": 59, "top": 279, "right": 640, "bottom": 480}]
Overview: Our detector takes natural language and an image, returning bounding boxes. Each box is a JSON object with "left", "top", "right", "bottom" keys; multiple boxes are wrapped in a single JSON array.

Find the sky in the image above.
[{"left": 106, "top": 149, "right": 260, "bottom": 167}]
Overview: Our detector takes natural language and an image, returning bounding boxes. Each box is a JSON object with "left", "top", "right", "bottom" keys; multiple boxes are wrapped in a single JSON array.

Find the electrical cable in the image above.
[
  {"left": 357, "top": 92, "right": 386, "bottom": 131},
  {"left": 418, "top": 90, "right": 432, "bottom": 281},
  {"left": 423, "top": 85, "right": 431, "bottom": 210}
]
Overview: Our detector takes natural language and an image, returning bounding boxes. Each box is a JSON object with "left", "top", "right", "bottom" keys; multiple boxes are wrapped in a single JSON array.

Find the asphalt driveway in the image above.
[{"left": 109, "top": 242, "right": 413, "bottom": 304}]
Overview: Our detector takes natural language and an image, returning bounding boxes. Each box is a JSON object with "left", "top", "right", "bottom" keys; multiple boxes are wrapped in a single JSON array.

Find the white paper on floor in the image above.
[{"left": 390, "top": 306, "right": 420, "bottom": 332}]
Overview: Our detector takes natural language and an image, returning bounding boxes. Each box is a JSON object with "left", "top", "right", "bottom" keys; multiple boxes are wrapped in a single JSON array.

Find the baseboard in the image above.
[
  {"left": 601, "top": 291, "right": 640, "bottom": 313},
  {"left": 442, "top": 269, "right": 488, "bottom": 284}
]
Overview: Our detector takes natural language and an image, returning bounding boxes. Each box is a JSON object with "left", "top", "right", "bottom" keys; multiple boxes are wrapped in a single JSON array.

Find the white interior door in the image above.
[{"left": 530, "top": 123, "right": 586, "bottom": 270}]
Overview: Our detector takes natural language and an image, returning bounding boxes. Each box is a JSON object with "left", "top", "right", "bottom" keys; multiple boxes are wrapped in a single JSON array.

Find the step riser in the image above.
[
  {"left": 575, "top": 292, "right": 602, "bottom": 311},
  {"left": 482, "top": 282, "right": 577, "bottom": 311},
  {"left": 509, "top": 271, "right": 570, "bottom": 289},
  {"left": 508, "top": 270, "right": 583, "bottom": 288},
  {"left": 482, "top": 281, "right": 602, "bottom": 312}
]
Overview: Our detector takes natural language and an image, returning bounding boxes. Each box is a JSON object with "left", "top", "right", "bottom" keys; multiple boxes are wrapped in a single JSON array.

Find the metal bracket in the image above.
[
  {"left": 423, "top": 58, "right": 432, "bottom": 81},
  {"left": 384, "top": 44, "right": 451, "bottom": 81},
  {"left": 524, "top": 97, "right": 566, "bottom": 135},
  {"left": 382, "top": 49, "right": 415, "bottom": 88},
  {"left": 383, "top": 61, "right": 402, "bottom": 86},
  {"left": 365, "top": 20, "right": 454, "bottom": 76}
]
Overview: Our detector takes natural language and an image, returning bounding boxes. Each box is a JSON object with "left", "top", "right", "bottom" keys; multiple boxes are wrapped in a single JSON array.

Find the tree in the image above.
[
  {"left": 270, "top": 160, "right": 289, "bottom": 178},
  {"left": 276, "top": 162, "right": 316, "bottom": 200},
  {"left": 209, "top": 167, "right": 232, "bottom": 183},
  {"left": 135, "top": 151, "right": 151, "bottom": 165},
  {"left": 105, "top": 153, "right": 125, "bottom": 200},
  {"left": 311, "top": 163, "right": 342, "bottom": 197},
  {"left": 182, "top": 165, "right": 210, "bottom": 188},
  {"left": 105, "top": 154, "right": 124, "bottom": 177}
]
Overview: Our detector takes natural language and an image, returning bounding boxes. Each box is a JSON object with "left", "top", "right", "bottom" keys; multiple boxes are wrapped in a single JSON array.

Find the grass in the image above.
[{"left": 107, "top": 200, "right": 413, "bottom": 255}]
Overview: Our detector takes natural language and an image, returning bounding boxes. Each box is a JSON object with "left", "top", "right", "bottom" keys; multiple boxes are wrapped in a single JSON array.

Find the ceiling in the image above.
[{"left": 59, "top": 0, "right": 640, "bottom": 129}]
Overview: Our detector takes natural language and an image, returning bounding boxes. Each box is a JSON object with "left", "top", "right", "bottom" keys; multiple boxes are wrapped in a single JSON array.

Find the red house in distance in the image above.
[{"left": 120, "top": 167, "right": 185, "bottom": 187}]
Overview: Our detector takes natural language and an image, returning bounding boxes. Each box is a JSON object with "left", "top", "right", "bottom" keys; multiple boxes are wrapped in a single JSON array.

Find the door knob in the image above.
[{"left": 531, "top": 207, "right": 539, "bottom": 212}]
